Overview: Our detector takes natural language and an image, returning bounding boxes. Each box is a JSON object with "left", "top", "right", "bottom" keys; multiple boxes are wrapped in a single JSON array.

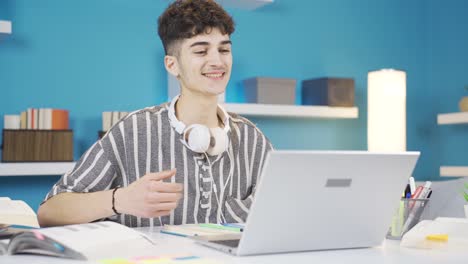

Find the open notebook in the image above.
[
  {"left": 0, "top": 197, "right": 39, "bottom": 228},
  {"left": 0, "top": 221, "right": 156, "bottom": 260}
]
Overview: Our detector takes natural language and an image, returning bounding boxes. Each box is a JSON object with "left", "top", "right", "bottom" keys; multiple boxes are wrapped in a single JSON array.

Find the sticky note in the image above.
[
  {"left": 425, "top": 234, "right": 449, "bottom": 242},
  {"left": 99, "top": 258, "right": 134, "bottom": 264}
]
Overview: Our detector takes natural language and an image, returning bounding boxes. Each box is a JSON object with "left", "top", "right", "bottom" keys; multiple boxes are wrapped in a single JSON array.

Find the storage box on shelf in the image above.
[
  {"left": 437, "top": 111, "right": 468, "bottom": 177},
  {"left": 2, "top": 129, "right": 73, "bottom": 162},
  {"left": 243, "top": 77, "right": 296, "bottom": 105}
]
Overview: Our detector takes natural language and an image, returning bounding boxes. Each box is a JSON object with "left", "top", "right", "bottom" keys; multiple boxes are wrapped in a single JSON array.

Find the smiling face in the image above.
[{"left": 165, "top": 27, "right": 232, "bottom": 97}]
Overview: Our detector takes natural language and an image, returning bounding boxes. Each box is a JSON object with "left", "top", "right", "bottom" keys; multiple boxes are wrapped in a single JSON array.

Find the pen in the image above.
[
  {"left": 404, "top": 184, "right": 411, "bottom": 198},
  {"left": 426, "top": 190, "right": 433, "bottom": 198},
  {"left": 198, "top": 223, "right": 242, "bottom": 232},
  {"left": 409, "top": 177, "right": 416, "bottom": 195},
  {"left": 160, "top": 230, "right": 193, "bottom": 237},
  {"left": 410, "top": 185, "right": 423, "bottom": 199},
  {"left": 417, "top": 181, "right": 432, "bottom": 199}
]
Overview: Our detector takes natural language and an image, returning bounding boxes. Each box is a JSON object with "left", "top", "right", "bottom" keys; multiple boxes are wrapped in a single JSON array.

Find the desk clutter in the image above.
[
  {"left": 2, "top": 108, "right": 72, "bottom": 162},
  {"left": 0, "top": 220, "right": 230, "bottom": 263},
  {"left": 0, "top": 221, "right": 157, "bottom": 260},
  {"left": 387, "top": 178, "right": 433, "bottom": 239},
  {"left": 401, "top": 217, "right": 468, "bottom": 251},
  {"left": 100, "top": 255, "right": 221, "bottom": 264}
]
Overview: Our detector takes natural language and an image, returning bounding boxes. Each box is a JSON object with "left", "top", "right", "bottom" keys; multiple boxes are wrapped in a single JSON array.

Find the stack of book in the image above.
[
  {"left": 4, "top": 108, "right": 69, "bottom": 130},
  {"left": 2, "top": 108, "right": 73, "bottom": 162},
  {"left": 102, "top": 111, "right": 128, "bottom": 132},
  {"left": 99, "top": 111, "right": 128, "bottom": 138}
]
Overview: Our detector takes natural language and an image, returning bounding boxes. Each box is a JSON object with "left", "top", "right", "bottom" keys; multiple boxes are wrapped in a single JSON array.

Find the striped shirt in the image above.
[{"left": 44, "top": 103, "right": 273, "bottom": 227}]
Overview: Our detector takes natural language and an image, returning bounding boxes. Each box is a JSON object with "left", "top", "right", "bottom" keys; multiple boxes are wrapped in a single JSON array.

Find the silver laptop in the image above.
[{"left": 194, "top": 150, "right": 420, "bottom": 256}]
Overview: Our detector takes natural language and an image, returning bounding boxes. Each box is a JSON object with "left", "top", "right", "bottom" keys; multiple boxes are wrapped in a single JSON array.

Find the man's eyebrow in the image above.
[{"left": 189, "top": 40, "right": 232, "bottom": 48}]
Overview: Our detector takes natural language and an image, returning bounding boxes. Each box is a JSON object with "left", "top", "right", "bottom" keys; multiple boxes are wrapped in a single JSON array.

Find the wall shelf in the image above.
[
  {"left": 437, "top": 112, "right": 468, "bottom": 125},
  {"left": 217, "top": 0, "right": 273, "bottom": 10},
  {"left": 0, "top": 20, "right": 12, "bottom": 34},
  {"left": 222, "top": 103, "right": 359, "bottom": 119},
  {"left": 0, "top": 162, "right": 75, "bottom": 176},
  {"left": 440, "top": 166, "right": 468, "bottom": 177}
]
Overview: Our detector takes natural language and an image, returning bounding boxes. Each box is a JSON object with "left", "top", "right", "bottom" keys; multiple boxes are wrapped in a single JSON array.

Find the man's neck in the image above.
[{"left": 176, "top": 92, "right": 219, "bottom": 128}]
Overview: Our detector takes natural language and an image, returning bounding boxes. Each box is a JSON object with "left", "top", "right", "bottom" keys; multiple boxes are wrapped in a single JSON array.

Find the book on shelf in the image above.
[
  {"left": 0, "top": 197, "right": 39, "bottom": 229},
  {"left": 5, "top": 108, "right": 69, "bottom": 130},
  {"left": 0, "top": 221, "right": 156, "bottom": 260},
  {"left": 102, "top": 111, "right": 129, "bottom": 132}
]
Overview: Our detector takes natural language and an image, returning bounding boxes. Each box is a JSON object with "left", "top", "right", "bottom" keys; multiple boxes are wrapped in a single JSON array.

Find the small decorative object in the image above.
[
  {"left": 462, "top": 182, "right": 468, "bottom": 218},
  {"left": 243, "top": 77, "right": 296, "bottom": 105},
  {"left": 301, "top": 77, "right": 355, "bottom": 107},
  {"left": 459, "top": 85, "right": 468, "bottom": 112}
]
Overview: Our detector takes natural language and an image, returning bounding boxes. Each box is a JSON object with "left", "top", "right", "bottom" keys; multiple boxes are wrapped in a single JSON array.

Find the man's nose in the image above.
[{"left": 207, "top": 50, "right": 223, "bottom": 66}]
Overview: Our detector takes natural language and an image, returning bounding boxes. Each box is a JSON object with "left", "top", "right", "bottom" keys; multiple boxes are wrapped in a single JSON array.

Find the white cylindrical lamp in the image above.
[{"left": 367, "top": 69, "right": 406, "bottom": 152}]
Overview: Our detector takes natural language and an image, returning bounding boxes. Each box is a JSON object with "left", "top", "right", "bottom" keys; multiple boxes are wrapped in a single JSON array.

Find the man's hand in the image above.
[{"left": 115, "top": 169, "right": 183, "bottom": 218}]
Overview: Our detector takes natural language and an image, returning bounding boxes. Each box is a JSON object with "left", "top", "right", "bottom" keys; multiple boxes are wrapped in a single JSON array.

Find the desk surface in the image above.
[{"left": 1, "top": 227, "right": 466, "bottom": 264}]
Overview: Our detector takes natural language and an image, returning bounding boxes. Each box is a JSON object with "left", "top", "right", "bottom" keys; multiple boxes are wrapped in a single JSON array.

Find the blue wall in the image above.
[
  {"left": 424, "top": 0, "right": 468, "bottom": 178},
  {"left": 0, "top": 0, "right": 466, "bottom": 211}
]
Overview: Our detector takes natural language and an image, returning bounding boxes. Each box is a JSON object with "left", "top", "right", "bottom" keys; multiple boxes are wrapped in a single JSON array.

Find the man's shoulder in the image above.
[{"left": 122, "top": 103, "right": 169, "bottom": 121}]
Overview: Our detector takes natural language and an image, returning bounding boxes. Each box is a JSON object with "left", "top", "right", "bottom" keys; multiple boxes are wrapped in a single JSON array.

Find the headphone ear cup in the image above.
[
  {"left": 185, "top": 124, "right": 211, "bottom": 153},
  {"left": 207, "top": 127, "right": 228, "bottom": 156}
]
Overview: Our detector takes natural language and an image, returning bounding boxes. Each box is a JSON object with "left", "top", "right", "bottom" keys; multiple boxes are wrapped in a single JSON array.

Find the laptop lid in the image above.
[{"left": 234, "top": 150, "right": 420, "bottom": 256}]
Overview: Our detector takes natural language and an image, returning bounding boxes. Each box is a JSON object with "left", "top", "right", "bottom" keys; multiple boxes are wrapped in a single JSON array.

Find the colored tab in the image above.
[
  {"left": 53, "top": 242, "right": 64, "bottom": 252},
  {"left": 32, "top": 230, "right": 45, "bottom": 240},
  {"left": 425, "top": 234, "right": 449, "bottom": 242}
]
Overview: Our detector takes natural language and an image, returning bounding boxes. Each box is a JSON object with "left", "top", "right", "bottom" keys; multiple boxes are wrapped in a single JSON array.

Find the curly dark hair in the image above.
[{"left": 158, "top": 0, "right": 235, "bottom": 56}]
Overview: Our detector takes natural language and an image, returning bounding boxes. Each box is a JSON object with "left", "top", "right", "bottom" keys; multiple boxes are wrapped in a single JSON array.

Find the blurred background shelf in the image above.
[
  {"left": 217, "top": 0, "right": 273, "bottom": 10},
  {"left": 440, "top": 166, "right": 468, "bottom": 177},
  {"left": 437, "top": 112, "right": 468, "bottom": 125},
  {"left": 0, "top": 162, "right": 75, "bottom": 176},
  {"left": 223, "top": 103, "right": 359, "bottom": 119},
  {"left": 0, "top": 20, "right": 12, "bottom": 34}
]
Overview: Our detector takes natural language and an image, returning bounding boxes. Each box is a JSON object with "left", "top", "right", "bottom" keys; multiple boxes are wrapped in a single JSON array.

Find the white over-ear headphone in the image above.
[{"left": 167, "top": 95, "right": 231, "bottom": 156}]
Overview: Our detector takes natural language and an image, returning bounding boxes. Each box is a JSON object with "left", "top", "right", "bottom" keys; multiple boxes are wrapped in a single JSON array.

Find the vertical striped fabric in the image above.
[{"left": 44, "top": 104, "right": 272, "bottom": 227}]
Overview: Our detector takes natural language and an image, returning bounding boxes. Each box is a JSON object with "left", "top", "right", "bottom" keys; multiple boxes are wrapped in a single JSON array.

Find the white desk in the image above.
[{"left": 1, "top": 227, "right": 466, "bottom": 264}]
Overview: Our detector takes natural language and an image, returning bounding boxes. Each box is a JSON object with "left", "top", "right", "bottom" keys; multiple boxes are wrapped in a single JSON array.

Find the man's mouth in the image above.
[{"left": 202, "top": 72, "right": 225, "bottom": 80}]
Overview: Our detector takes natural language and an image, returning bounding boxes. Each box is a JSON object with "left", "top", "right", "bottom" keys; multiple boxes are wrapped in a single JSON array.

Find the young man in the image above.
[{"left": 38, "top": 0, "right": 272, "bottom": 227}]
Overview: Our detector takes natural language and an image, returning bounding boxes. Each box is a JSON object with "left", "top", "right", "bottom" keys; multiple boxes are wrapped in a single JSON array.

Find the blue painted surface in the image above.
[{"left": 0, "top": 0, "right": 467, "bottom": 210}]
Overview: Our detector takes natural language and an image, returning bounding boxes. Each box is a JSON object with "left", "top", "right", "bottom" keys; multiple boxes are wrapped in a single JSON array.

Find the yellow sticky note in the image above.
[
  {"left": 99, "top": 258, "right": 134, "bottom": 264},
  {"left": 425, "top": 234, "right": 449, "bottom": 242}
]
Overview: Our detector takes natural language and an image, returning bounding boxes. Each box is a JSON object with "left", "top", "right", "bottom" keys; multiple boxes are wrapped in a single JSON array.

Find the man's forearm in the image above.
[{"left": 37, "top": 190, "right": 115, "bottom": 227}]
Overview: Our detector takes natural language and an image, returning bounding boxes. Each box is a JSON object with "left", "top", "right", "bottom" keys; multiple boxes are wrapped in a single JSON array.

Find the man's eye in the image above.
[
  {"left": 194, "top": 51, "right": 207, "bottom": 55},
  {"left": 219, "top": 49, "right": 231, "bottom": 54}
]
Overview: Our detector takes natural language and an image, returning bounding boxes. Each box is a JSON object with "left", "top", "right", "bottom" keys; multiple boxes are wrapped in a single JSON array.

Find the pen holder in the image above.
[{"left": 386, "top": 198, "right": 429, "bottom": 240}]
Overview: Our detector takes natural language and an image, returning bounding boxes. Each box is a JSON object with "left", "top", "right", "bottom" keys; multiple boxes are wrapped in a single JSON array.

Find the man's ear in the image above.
[{"left": 164, "top": 55, "right": 180, "bottom": 78}]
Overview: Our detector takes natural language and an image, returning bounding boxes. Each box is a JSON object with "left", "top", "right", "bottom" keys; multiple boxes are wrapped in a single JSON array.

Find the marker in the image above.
[
  {"left": 404, "top": 184, "right": 411, "bottom": 198},
  {"left": 410, "top": 185, "right": 423, "bottom": 199},
  {"left": 409, "top": 177, "right": 416, "bottom": 195},
  {"left": 418, "top": 181, "right": 432, "bottom": 199},
  {"left": 426, "top": 190, "right": 433, "bottom": 198}
]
